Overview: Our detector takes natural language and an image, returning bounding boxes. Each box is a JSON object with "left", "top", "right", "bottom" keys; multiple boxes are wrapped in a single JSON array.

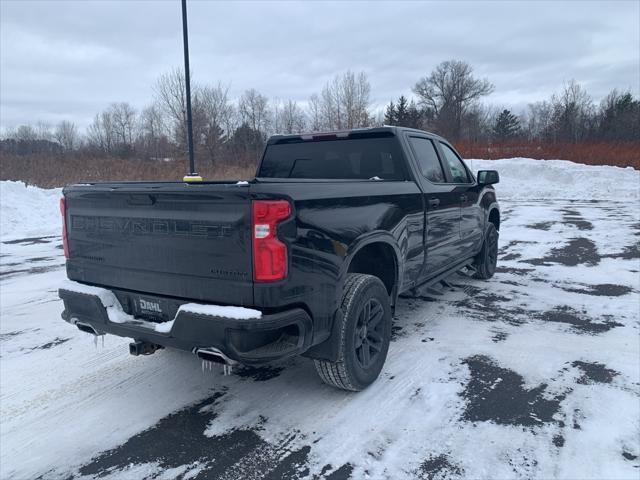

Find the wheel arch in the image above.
[
  {"left": 488, "top": 207, "right": 500, "bottom": 231},
  {"left": 342, "top": 233, "right": 401, "bottom": 302}
]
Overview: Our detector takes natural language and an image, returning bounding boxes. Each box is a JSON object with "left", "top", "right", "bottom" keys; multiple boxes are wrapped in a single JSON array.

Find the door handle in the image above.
[
  {"left": 460, "top": 194, "right": 467, "bottom": 202},
  {"left": 428, "top": 198, "right": 440, "bottom": 208}
]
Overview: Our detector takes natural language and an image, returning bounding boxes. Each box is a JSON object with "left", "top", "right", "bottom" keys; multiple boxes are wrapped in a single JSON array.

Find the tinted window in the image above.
[
  {"left": 440, "top": 143, "right": 471, "bottom": 183},
  {"left": 408, "top": 136, "right": 445, "bottom": 183},
  {"left": 258, "top": 136, "right": 407, "bottom": 180}
]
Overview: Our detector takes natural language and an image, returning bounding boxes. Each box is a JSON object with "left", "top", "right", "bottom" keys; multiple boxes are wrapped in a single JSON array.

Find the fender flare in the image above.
[
  {"left": 485, "top": 202, "right": 501, "bottom": 231},
  {"left": 340, "top": 231, "right": 402, "bottom": 301}
]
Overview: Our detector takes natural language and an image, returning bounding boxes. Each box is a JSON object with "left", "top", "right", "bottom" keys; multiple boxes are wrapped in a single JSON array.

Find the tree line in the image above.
[{"left": 2, "top": 59, "right": 637, "bottom": 167}]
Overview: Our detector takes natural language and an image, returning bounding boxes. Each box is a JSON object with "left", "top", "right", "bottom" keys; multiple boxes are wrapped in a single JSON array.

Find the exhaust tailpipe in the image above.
[
  {"left": 194, "top": 347, "right": 236, "bottom": 366},
  {"left": 75, "top": 322, "right": 99, "bottom": 336}
]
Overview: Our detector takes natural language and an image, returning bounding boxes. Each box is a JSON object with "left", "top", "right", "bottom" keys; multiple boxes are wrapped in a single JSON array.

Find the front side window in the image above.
[
  {"left": 440, "top": 143, "right": 471, "bottom": 183},
  {"left": 407, "top": 136, "right": 445, "bottom": 183}
]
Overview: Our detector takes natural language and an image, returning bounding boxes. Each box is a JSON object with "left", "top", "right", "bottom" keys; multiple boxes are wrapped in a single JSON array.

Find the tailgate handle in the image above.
[{"left": 127, "top": 194, "right": 156, "bottom": 206}]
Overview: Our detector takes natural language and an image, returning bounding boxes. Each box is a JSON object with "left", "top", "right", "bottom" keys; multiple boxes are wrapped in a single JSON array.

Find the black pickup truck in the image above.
[{"left": 59, "top": 126, "right": 500, "bottom": 390}]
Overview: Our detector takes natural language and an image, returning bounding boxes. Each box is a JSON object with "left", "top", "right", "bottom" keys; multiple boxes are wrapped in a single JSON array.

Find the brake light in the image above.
[
  {"left": 252, "top": 200, "right": 291, "bottom": 282},
  {"left": 60, "top": 197, "right": 69, "bottom": 259}
]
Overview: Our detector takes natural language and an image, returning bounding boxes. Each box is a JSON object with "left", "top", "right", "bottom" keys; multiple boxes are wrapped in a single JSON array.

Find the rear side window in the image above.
[
  {"left": 258, "top": 136, "right": 408, "bottom": 180},
  {"left": 407, "top": 136, "right": 445, "bottom": 183},
  {"left": 440, "top": 143, "right": 471, "bottom": 183}
]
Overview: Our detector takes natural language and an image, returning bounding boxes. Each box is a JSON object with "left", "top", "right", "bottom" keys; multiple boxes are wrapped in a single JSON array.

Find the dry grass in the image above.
[
  {"left": 455, "top": 141, "right": 640, "bottom": 169},
  {"left": 2, "top": 141, "right": 638, "bottom": 188},
  {"left": 0, "top": 155, "right": 256, "bottom": 189}
]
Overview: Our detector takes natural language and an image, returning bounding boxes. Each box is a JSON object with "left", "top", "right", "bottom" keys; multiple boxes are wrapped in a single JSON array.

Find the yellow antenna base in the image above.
[{"left": 183, "top": 174, "right": 203, "bottom": 182}]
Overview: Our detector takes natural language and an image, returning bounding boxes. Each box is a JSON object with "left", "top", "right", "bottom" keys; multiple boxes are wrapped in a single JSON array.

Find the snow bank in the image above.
[
  {"left": 0, "top": 181, "right": 62, "bottom": 240},
  {"left": 468, "top": 158, "right": 639, "bottom": 201}
]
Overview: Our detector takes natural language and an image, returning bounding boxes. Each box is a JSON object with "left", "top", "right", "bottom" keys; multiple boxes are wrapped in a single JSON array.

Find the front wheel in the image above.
[
  {"left": 473, "top": 222, "right": 498, "bottom": 279},
  {"left": 314, "top": 274, "right": 392, "bottom": 391}
]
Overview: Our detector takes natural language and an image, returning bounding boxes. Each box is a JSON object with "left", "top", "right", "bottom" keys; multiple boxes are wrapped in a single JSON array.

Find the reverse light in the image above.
[
  {"left": 60, "top": 197, "right": 69, "bottom": 259},
  {"left": 252, "top": 200, "right": 291, "bottom": 282}
]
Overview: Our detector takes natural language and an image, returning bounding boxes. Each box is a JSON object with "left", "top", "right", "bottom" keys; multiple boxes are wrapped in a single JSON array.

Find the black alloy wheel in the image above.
[{"left": 354, "top": 298, "right": 385, "bottom": 369}]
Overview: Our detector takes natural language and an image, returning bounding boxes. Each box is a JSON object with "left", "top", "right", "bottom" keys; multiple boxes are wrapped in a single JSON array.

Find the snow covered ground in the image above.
[{"left": 1, "top": 159, "right": 639, "bottom": 480}]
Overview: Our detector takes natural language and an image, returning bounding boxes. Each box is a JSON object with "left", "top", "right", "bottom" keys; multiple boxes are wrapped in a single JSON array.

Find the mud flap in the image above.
[{"left": 302, "top": 309, "right": 344, "bottom": 362}]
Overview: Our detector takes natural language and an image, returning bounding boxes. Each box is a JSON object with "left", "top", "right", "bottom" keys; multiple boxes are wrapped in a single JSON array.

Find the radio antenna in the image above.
[{"left": 181, "top": 0, "right": 201, "bottom": 182}]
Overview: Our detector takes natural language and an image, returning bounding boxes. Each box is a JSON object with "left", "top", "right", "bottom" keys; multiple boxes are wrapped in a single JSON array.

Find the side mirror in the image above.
[{"left": 477, "top": 170, "right": 499, "bottom": 185}]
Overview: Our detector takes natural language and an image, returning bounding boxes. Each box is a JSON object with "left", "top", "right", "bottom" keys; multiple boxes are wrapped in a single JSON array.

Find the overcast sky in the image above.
[{"left": 1, "top": 0, "right": 638, "bottom": 131}]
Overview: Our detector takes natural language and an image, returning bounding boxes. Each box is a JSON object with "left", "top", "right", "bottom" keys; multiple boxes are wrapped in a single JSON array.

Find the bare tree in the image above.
[
  {"left": 549, "top": 80, "right": 594, "bottom": 143},
  {"left": 525, "top": 101, "right": 553, "bottom": 140},
  {"left": 1, "top": 126, "right": 16, "bottom": 140},
  {"left": 272, "top": 97, "right": 283, "bottom": 134},
  {"left": 3, "top": 123, "right": 63, "bottom": 155},
  {"left": 307, "top": 94, "right": 322, "bottom": 131},
  {"left": 54, "top": 120, "right": 78, "bottom": 151},
  {"left": 110, "top": 102, "right": 137, "bottom": 149},
  {"left": 14, "top": 124, "right": 37, "bottom": 142},
  {"left": 138, "top": 104, "right": 168, "bottom": 159},
  {"left": 154, "top": 68, "right": 189, "bottom": 148},
  {"left": 320, "top": 76, "right": 342, "bottom": 129},
  {"left": 315, "top": 71, "right": 372, "bottom": 130},
  {"left": 413, "top": 60, "right": 494, "bottom": 140},
  {"left": 35, "top": 121, "right": 53, "bottom": 141},
  {"left": 87, "top": 110, "right": 115, "bottom": 153},
  {"left": 199, "top": 84, "right": 235, "bottom": 164},
  {"left": 272, "top": 98, "right": 306, "bottom": 134},
  {"left": 371, "top": 108, "right": 386, "bottom": 127},
  {"left": 340, "top": 71, "right": 371, "bottom": 129},
  {"left": 463, "top": 103, "right": 495, "bottom": 142},
  {"left": 239, "top": 88, "right": 270, "bottom": 135}
]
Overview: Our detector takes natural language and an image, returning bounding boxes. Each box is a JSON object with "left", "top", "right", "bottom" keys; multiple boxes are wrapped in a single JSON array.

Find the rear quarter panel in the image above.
[{"left": 251, "top": 180, "right": 424, "bottom": 340}]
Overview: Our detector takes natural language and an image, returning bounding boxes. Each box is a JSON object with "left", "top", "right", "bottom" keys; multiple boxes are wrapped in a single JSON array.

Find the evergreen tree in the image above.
[
  {"left": 598, "top": 91, "right": 640, "bottom": 141},
  {"left": 384, "top": 96, "right": 424, "bottom": 129},
  {"left": 384, "top": 101, "right": 396, "bottom": 125},
  {"left": 406, "top": 100, "right": 423, "bottom": 129},
  {"left": 395, "top": 95, "right": 409, "bottom": 125},
  {"left": 229, "top": 122, "right": 265, "bottom": 164},
  {"left": 492, "top": 109, "right": 521, "bottom": 141},
  {"left": 202, "top": 121, "right": 226, "bottom": 166}
]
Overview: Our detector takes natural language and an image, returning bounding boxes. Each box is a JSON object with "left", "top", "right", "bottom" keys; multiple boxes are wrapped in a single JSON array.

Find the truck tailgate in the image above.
[{"left": 63, "top": 183, "right": 253, "bottom": 306}]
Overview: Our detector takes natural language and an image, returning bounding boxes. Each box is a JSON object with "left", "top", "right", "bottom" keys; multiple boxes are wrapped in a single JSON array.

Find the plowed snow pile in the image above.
[
  {"left": 0, "top": 181, "right": 62, "bottom": 240},
  {"left": 469, "top": 158, "right": 639, "bottom": 200}
]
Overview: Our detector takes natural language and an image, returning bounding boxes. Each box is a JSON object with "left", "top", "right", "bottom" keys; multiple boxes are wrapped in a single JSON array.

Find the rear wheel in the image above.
[
  {"left": 314, "top": 274, "right": 392, "bottom": 391},
  {"left": 473, "top": 223, "right": 498, "bottom": 279}
]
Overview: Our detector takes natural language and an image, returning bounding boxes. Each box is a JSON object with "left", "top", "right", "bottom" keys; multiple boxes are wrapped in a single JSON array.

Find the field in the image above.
[
  {"left": 1, "top": 141, "right": 638, "bottom": 189},
  {"left": 0, "top": 159, "right": 639, "bottom": 479}
]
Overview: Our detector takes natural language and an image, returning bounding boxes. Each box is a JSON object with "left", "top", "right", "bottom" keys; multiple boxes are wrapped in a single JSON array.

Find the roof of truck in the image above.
[{"left": 267, "top": 126, "right": 448, "bottom": 144}]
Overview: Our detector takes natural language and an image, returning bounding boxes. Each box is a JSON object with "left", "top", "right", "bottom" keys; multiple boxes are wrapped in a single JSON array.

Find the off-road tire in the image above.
[
  {"left": 473, "top": 223, "right": 498, "bottom": 279},
  {"left": 314, "top": 273, "right": 392, "bottom": 391}
]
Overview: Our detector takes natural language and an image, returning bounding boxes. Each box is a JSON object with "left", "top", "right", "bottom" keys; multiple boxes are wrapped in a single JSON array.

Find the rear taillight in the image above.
[
  {"left": 252, "top": 200, "right": 291, "bottom": 282},
  {"left": 60, "top": 197, "right": 69, "bottom": 259}
]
